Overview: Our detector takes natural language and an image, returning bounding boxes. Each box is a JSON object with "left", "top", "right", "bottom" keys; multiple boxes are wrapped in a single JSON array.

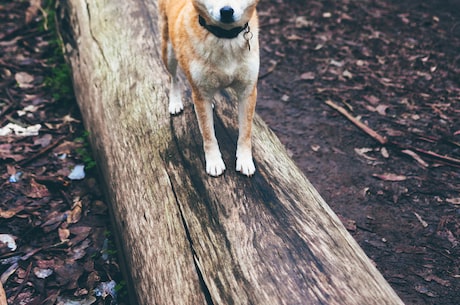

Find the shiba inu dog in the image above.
[{"left": 159, "top": 0, "right": 260, "bottom": 176}]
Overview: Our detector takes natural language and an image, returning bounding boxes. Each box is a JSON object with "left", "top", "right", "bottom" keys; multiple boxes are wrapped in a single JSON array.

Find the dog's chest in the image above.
[{"left": 189, "top": 44, "right": 257, "bottom": 90}]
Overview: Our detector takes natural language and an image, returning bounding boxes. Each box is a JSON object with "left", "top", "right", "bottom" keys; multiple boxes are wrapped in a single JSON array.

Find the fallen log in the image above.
[{"left": 56, "top": 0, "right": 405, "bottom": 304}]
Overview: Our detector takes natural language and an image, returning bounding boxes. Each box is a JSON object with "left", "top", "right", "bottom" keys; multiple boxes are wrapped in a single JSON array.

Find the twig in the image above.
[
  {"left": 18, "top": 135, "right": 67, "bottom": 167},
  {"left": 258, "top": 60, "right": 278, "bottom": 80},
  {"left": 12, "top": 262, "right": 32, "bottom": 302},
  {"left": 0, "top": 89, "right": 19, "bottom": 126},
  {"left": 408, "top": 146, "right": 460, "bottom": 167},
  {"left": 401, "top": 149, "right": 429, "bottom": 168},
  {"left": 325, "top": 100, "right": 388, "bottom": 145},
  {"left": 325, "top": 100, "right": 460, "bottom": 168}
]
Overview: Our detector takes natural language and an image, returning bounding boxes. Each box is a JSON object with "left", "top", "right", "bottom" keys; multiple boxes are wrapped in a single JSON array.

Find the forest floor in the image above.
[
  {"left": 1, "top": 0, "right": 459, "bottom": 304},
  {"left": 256, "top": 0, "right": 460, "bottom": 304}
]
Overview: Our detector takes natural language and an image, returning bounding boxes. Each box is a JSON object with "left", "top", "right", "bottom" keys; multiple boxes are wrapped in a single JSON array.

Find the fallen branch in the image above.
[
  {"left": 397, "top": 144, "right": 460, "bottom": 168},
  {"left": 325, "top": 100, "right": 460, "bottom": 168},
  {"left": 325, "top": 99, "right": 388, "bottom": 145}
]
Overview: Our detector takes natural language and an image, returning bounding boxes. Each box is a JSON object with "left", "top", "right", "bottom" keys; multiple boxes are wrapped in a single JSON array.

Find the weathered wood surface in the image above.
[
  {"left": 57, "top": 0, "right": 405, "bottom": 304},
  {"left": 0, "top": 281, "right": 6, "bottom": 305}
]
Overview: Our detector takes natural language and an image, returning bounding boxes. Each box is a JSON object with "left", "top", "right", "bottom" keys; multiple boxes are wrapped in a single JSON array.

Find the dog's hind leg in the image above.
[
  {"left": 165, "top": 43, "right": 184, "bottom": 114},
  {"left": 160, "top": 13, "right": 183, "bottom": 115}
]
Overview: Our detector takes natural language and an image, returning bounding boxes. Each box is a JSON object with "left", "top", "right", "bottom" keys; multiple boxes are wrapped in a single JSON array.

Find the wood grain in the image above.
[{"left": 57, "top": 0, "right": 405, "bottom": 304}]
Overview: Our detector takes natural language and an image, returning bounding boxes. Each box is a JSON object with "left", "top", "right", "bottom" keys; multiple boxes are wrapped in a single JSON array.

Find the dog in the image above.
[{"left": 159, "top": 0, "right": 260, "bottom": 176}]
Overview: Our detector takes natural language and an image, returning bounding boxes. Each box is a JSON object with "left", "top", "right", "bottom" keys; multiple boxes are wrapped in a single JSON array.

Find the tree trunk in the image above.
[{"left": 57, "top": 0, "right": 404, "bottom": 304}]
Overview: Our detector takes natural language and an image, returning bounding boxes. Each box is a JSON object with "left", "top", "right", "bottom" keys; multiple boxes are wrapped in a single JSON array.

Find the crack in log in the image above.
[
  {"left": 85, "top": 2, "right": 109, "bottom": 67},
  {"left": 163, "top": 152, "right": 215, "bottom": 305}
]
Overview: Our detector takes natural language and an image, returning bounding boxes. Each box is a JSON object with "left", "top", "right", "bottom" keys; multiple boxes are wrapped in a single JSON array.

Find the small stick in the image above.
[
  {"left": 18, "top": 135, "right": 67, "bottom": 167},
  {"left": 401, "top": 149, "right": 429, "bottom": 168},
  {"left": 409, "top": 146, "right": 460, "bottom": 167},
  {"left": 325, "top": 100, "right": 388, "bottom": 145},
  {"left": 12, "top": 262, "right": 32, "bottom": 302},
  {"left": 259, "top": 60, "right": 278, "bottom": 80},
  {"left": 325, "top": 99, "right": 460, "bottom": 168}
]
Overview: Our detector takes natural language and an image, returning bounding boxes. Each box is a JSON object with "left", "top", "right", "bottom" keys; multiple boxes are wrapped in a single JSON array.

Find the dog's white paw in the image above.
[
  {"left": 236, "top": 155, "right": 255, "bottom": 176},
  {"left": 169, "top": 87, "right": 184, "bottom": 115},
  {"left": 169, "top": 102, "right": 184, "bottom": 115},
  {"left": 169, "top": 98, "right": 184, "bottom": 115},
  {"left": 206, "top": 155, "right": 226, "bottom": 177}
]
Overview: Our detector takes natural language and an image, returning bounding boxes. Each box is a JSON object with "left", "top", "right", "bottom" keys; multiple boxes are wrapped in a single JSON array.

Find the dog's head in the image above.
[{"left": 192, "top": 0, "right": 259, "bottom": 28}]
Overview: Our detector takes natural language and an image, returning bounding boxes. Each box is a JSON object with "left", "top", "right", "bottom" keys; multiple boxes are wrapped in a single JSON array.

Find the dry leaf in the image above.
[
  {"left": 355, "top": 147, "right": 377, "bottom": 160},
  {"left": 342, "top": 69, "right": 353, "bottom": 79},
  {"left": 0, "top": 144, "right": 25, "bottom": 162},
  {"left": 295, "top": 16, "right": 313, "bottom": 28},
  {"left": 62, "top": 114, "right": 81, "bottom": 124},
  {"left": 364, "top": 95, "right": 380, "bottom": 105},
  {"left": 0, "top": 206, "right": 24, "bottom": 219},
  {"left": 15, "top": 72, "right": 35, "bottom": 88},
  {"left": 446, "top": 198, "right": 460, "bottom": 205},
  {"left": 375, "top": 104, "right": 389, "bottom": 115},
  {"left": 71, "top": 239, "right": 90, "bottom": 260},
  {"left": 300, "top": 71, "right": 315, "bottom": 80},
  {"left": 424, "top": 274, "right": 450, "bottom": 287},
  {"left": 69, "top": 226, "right": 92, "bottom": 246},
  {"left": 0, "top": 234, "right": 17, "bottom": 251},
  {"left": 373, "top": 173, "right": 407, "bottom": 181},
  {"left": 330, "top": 59, "right": 343, "bottom": 67},
  {"left": 286, "top": 34, "right": 303, "bottom": 41},
  {"left": 67, "top": 198, "right": 83, "bottom": 224},
  {"left": 0, "top": 123, "right": 41, "bottom": 136},
  {"left": 17, "top": 105, "right": 39, "bottom": 116},
  {"left": 380, "top": 147, "right": 390, "bottom": 158},
  {"left": 25, "top": 0, "right": 42, "bottom": 24},
  {"left": 58, "top": 228, "right": 70, "bottom": 242},
  {"left": 54, "top": 259, "right": 84, "bottom": 289},
  {"left": 402, "top": 149, "right": 429, "bottom": 167},
  {"left": 415, "top": 284, "right": 437, "bottom": 297},
  {"left": 41, "top": 211, "right": 66, "bottom": 233},
  {"left": 23, "top": 178, "right": 50, "bottom": 198},
  {"left": 34, "top": 134, "right": 52, "bottom": 147},
  {"left": 33, "top": 267, "right": 53, "bottom": 279}
]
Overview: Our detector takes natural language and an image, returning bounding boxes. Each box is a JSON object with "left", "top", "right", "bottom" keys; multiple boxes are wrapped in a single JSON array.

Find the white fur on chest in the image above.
[{"left": 188, "top": 35, "right": 259, "bottom": 93}]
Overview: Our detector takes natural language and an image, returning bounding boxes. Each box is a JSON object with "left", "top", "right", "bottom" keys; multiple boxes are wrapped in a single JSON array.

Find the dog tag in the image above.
[{"left": 243, "top": 26, "right": 253, "bottom": 51}]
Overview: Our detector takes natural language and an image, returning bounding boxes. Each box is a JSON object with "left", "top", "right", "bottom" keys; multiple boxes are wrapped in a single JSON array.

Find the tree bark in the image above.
[{"left": 57, "top": 0, "right": 404, "bottom": 304}]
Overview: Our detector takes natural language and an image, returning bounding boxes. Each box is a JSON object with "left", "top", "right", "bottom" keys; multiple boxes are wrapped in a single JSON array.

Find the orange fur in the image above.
[{"left": 159, "top": 0, "right": 260, "bottom": 176}]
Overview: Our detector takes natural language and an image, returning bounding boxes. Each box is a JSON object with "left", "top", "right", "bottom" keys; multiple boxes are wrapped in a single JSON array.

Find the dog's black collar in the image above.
[{"left": 199, "top": 15, "right": 249, "bottom": 39}]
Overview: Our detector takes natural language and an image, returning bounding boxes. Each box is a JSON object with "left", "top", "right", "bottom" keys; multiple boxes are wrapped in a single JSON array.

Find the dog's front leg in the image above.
[
  {"left": 236, "top": 85, "right": 257, "bottom": 176},
  {"left": 192, "top": 90, "right": 226, "bottom": 176}
]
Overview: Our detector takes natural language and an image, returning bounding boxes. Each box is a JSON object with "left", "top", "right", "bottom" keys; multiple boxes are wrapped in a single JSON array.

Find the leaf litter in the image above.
[
  {"left": 257, "top": 0, "right": 460, "bottom": 303},
  {"left": 0, "top": 2, "right": 126, "bottom": 304}
]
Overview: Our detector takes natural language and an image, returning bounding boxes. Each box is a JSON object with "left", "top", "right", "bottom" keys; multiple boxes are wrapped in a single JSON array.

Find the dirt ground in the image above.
[
  {"left": 256, "top": 0, "right": 460, "bottom": 304},
  {"left": 1, "top": 0, "right": 459, "bottom": 304}
]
